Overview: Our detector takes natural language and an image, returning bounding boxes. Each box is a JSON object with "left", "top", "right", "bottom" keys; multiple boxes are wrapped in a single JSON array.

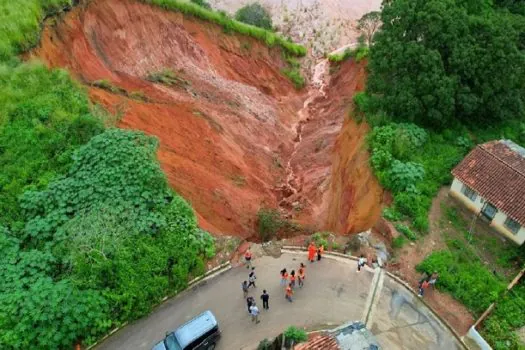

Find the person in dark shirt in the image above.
[
  {"left": 246, "top": 296, "right": 255, "bottom": 313},
  {"left": 260, "top": 290, "right": 270, "bottom": 310}
]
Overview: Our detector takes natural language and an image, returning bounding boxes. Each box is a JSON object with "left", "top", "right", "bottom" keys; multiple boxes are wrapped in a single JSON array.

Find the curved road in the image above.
[{"left": 97, "top": 252, "right": 462, "bottom": 350}]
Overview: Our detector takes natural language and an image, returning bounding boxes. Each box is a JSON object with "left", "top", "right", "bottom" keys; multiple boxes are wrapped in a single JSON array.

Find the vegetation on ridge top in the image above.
[{"left": 142, "top": 0, "right": 306, "bottom": 57}]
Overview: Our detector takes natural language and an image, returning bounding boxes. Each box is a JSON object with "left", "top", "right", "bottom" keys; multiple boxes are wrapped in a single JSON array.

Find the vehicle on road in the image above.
[{"left": 152, "top": 311, "right": 220, "bottom": 350}]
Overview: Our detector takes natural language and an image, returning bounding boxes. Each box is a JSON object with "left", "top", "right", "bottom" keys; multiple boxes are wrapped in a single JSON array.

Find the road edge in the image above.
[{"left": 87, "top": 261, "right": 232, "bottom": 350}]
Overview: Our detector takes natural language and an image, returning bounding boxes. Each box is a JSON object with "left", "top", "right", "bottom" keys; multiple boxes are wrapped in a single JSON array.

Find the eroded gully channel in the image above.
[{"left": 277, "top": 59, "right": 330, "bottom": 217}]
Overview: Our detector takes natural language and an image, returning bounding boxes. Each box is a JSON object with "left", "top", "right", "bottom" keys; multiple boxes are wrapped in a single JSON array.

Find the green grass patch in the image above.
[
  {"left": 328, "top": 45, "right": 369, "bottom": 64},
  {"left": 142, "top": 0, "right": 306, "bottom": 57}
]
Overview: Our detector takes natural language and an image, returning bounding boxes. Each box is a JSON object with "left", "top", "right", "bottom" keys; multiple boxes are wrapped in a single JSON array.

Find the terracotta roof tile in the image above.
[
  {"left": 451, "top": 140, "right": 525, "bottom": 226},
  {"left": 294, "top": 334, "right": 339, "bottom": 350}
]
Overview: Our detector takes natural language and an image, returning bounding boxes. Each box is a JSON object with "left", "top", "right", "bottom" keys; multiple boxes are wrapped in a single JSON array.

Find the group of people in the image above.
[
  {"left": 418, "top": 271, "right": 439, "bottom": 297},
  {"left": 279, "top": 261, "right": 307, "bottom": 302},
  {"left": 241, "top": 249, "right": 264, "bottom": 324}
]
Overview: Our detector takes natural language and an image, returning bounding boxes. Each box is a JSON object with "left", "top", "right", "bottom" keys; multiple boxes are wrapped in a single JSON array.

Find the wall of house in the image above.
[{"left": 449, "top": 178, "right": 525, "bottom": 245}]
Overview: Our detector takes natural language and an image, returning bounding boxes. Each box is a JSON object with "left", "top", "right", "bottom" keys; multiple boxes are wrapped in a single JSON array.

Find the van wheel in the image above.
[{"left": 208, "top": 344, "right": 216, "bottom": 350}]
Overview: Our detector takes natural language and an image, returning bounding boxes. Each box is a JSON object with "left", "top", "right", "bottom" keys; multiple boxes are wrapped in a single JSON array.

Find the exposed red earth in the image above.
[{"left": 32, "top": 0, "right": 384, "bottom": 237}]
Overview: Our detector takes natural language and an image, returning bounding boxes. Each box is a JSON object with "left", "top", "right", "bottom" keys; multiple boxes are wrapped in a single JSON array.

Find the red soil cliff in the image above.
[{"left": 32, "top": 0, "right": 383, "bottom": 237}]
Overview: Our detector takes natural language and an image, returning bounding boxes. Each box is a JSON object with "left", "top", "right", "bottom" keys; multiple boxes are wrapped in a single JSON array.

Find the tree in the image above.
[
  {"left": 357, "top": 11, "right": 381, "bottom": 45},
  {"left": 190, "top": 0, "right": 211, "bottom": 9},
  {"left": 367, "top": 0, "right": 525, "bottom": 129},
  {"left": 235, "top": 3, "right": 273, "bottom": 30}
]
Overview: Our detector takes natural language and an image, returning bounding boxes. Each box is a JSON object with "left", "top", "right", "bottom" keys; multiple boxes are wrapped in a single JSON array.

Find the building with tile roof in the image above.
[{"left": 450, "top": 140, "right": 525, "bottom": 245}]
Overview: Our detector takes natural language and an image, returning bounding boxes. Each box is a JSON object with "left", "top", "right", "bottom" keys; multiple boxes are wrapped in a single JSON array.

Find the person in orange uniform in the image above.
[
  {"left": 280, "top": 268, "right": 288, "bottom": 286},
  {"left": 289, "top": 270, "right": 296, "bottom": 289},
  {"left": 307, "top": 242, "right": 317, "bottom": 263},
  {"left": 285, "top": 283, "right": 294, "bottom": 302}
]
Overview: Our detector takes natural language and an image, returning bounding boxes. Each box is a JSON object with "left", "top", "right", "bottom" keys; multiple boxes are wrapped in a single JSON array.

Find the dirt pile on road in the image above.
[{"left": 32, "top": 0, "right": 383, "bottom": 237}]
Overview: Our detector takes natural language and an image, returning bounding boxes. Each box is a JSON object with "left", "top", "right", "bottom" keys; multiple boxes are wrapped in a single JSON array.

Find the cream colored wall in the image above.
[
  {"left": 450, "top": 178, "right": 483, "bottom": 212},
  {"left": 449, "top": 178, "right": 525, "bottom": 245}
]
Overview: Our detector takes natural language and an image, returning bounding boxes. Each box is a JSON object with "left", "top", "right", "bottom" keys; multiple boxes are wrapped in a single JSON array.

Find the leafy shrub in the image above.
[
  {"left": 385, "top": 160, "right": 425, "bottom": 192},
  {"left": 284, "top": 326, "right": 308, "bottom": 344},
  {"left": 395, "top": 223, "right": 417, "bottom": 241},
  {"left": 235, "top": 3, "right": 272, "bottom": 30},
  {"left": 257, "top": 338, "right": 273, "bottom": 350},
  {"left": 392, "top": 235, "right": 406, "bottom": 249},
  {"left": 382, "top": 207, "right": 402, "bottom": 221},
  {"left": 353, "top": 91, "right": 370, "bottom": 114},
  {"left": 282, "top": 68, "right": 305, "bottom": 89},
  {"left": 143, "top": 0, "right": 305, "bottom": 56},
  {"left": 258, "top": 208, "right": 282, "bottom": 241}
]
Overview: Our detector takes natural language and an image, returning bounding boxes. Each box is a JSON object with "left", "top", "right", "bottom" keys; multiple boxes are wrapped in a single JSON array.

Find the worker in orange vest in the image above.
[
  {"left": 280, "top": 268, "right": 288, "bottom": 286},
  {"left": 244, "top": 248, "right": 252, "bottom": 269},
  {"left": 289, "top": 270, "right": 296, "bottom": 289},
  {"left": 307, "top": 242, "right": 317, "bottom": 263}
]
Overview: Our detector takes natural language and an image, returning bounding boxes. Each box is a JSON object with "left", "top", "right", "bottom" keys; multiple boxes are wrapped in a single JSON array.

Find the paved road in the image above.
[{"left": 96, "top": 252, "right": 462, "bottom": 350}]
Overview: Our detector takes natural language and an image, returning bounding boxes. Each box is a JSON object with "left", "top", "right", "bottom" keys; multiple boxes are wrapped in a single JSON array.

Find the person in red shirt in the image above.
[
  {"left": 285, "top": 283, "right": 293, "bottom": 302},
  {"left": 308, "top": 242, "right": 317, "bottom": 263},
  {"left": 244, "top": 248, "right": 252, "bottom": 269}
]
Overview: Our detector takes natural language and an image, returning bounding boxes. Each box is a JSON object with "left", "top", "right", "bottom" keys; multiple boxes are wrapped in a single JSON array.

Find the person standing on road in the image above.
[
  {"left": 241, "top": 280, "right": 249, "bottom": 298},
  {"left": 317, "top": 245, "right": 324, "bottom": 261},
  {"left": 285, "top": 283, "right": 294, "bottom": 302},
  {"left": 308, "top": 242, "right": 317, "bottom": 263},
  {"left": 244, "top": 248, "right": 253, "bottom": 269},
  {"left": 248, "top": 267, "right": 257, "bottom": 288},
  {"left": 280, "top": 268, "right": 288, "bottom": 286},
  {"left": 260, "top": 290, "right": 270, "bottom": 310},
  {"left": 289, "top": 270, "right": 296, "bottom": 289},
  {"left": 246, "top": 296, "right": 254, "bottom": 313},
  {"left": 250, "top": 302, "right": 260, "bottom": 324},
  {"left": 298, "top": 264, "right": 305, "bottom": 288},
  {"left": 357, "top": 254, "right": 366, "bottom": 272}
]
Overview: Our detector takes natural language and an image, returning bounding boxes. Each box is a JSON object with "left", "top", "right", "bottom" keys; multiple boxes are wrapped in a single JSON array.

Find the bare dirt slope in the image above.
[{"left": 32, "top": 0, "right": 383, "bottom": 237}]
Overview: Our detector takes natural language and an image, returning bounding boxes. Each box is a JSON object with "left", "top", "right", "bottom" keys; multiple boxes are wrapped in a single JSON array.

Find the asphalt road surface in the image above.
[{"left": 96, "top": 252, "right": 461, "bottom": 350}]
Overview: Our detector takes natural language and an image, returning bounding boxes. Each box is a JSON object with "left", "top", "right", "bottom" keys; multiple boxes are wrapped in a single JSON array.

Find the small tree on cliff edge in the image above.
[
  {"left": 357, "top": 11, "right": 381, "bottom": 46},
  {"left": 235, "top": 3, "right": 273, "bottom": 30}
]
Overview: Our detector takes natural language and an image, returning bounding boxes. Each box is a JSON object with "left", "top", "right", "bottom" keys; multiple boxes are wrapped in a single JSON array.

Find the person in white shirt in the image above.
[
  {"left": 357, "top": 255, "right": 367, "bottom": 272},
  {"left": 250, "top": 303, "right": 260, "bottom": 324}
]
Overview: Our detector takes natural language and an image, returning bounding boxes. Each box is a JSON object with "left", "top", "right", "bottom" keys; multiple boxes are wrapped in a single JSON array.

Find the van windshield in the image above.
[{"left": 164, "top": 333, "right": 182, "bottom": 350}]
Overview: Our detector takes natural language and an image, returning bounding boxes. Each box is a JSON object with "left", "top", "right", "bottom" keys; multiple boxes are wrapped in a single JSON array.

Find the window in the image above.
[
  {"left": 461, "top": 184, "right": 477, "bottom": 201},
  {"left": 504, "top": 217, "right": 521, "bottom": 234},
  {"left": 482, "top": 203, "right": 498, "bottom": 220}
]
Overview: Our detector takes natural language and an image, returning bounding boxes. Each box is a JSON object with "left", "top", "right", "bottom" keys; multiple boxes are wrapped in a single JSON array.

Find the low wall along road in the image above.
[{"left": 96, "top": 251, "right": 464, "bottom": 350}]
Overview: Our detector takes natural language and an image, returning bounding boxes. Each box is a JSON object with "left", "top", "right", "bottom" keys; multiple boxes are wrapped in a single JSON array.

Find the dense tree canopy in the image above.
[
  {"left": 367, "top": 0, "right": 525, "bottom": 129},
  {"left": 235, "top": 3, "right": 273, "bottom": 30}
]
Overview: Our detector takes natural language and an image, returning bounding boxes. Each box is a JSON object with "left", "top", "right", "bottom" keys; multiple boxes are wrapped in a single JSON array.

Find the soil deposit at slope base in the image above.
[{"left": 32, "top": 0, "right": 383, "bottom": 237}]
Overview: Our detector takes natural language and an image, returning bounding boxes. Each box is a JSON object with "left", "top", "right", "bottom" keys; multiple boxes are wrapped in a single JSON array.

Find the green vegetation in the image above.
[
  {"left": 363, "top": 2, "right": 525, "bottom": 347},
  {"left": 0, "top": 2, "right": 215, "bottom": 348},
  {"left": 328, "top": 42, "right": 369, "bottom": 63},
  {"left": 258, "top": 208, "right": 282, "bottom": 241},
  {"left": 1, "top": 130, "right": 215, "bottom": 348},
  {"left": 283, "top": 326, "right": 308, "bottom": 344},
  {"left": 417, "top": 248, "right": 506, "bottom": 315},
  {"left": 0, "top": 62, "right": 104, "bottom": 227},
  {"left": 367, "top": 0, "right": 525, "bottom": 130},
  {"left": 146, "top": 68, "right": 190, "bottom": 87},
  {"left": 235, "top": 3, "right": 272, "bottom": 30},
  {"left": 310, "top": 232, "right": 329, "bottom": 248},
  {"left": 0, "top": 0, "right": 72, "bottom": 61},
  {"left": 142, "top": 0, "right": 306, "bottom": 57},
  {"left": 190, "top": 0, "right": 210, "bottom": 9},
  {"left": 357, "top": 11, "right": 381, "bottom": 46},
  {"left": 282, "top": 54, "right": 305, "bottom": 89},
  {"left": 482, "top": 284, "right": 525, "bottom": 350},
  {"left": 395, "top": 223, "right": 417, "bottom": 241}
]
